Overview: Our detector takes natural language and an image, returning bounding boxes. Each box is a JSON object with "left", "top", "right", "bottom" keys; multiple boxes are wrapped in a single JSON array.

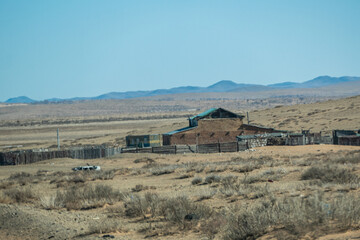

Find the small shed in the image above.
[
  {"left": 126, "top": 134, "right": 162, "bottom": 148},
  {"left": 332, "top": 130, "right": 360, "bottom": 145}
]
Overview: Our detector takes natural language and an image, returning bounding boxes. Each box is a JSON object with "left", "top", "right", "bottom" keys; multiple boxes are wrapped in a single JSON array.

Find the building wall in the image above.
[
  {"left": 338, "top": 137, "right": 360, "bottom": 146},
  {"left": 164, "top": 119, "right": 276, "bottom": 145},
  {"left": 126, "top": 134, "right": 162, "bottom": 148}
]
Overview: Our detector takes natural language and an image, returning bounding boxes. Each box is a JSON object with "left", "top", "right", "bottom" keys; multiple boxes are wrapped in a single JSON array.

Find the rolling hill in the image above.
[{"left": 3, "top": 76, "right": 360, "bottom": 103}]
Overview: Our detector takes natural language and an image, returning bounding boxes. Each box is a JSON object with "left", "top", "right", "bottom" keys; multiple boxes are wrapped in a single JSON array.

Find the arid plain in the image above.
[{"left": 0, "top": 95, "right": 360, "bottom": 239}]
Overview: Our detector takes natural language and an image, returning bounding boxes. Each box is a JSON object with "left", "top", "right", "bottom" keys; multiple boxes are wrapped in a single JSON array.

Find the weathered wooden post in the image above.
[{"left": 57, "top": 128, "right": 60, "bottom": 150}]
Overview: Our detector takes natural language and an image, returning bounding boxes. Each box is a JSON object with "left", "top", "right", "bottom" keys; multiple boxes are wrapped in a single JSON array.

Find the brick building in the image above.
[{"left": 163, "top": 108, "right": 279, "bottom": 145}]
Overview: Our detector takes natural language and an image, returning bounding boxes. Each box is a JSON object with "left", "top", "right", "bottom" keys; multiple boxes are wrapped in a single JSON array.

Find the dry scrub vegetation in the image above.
[{"left": 0, "top": 145, "right": 360, "bottom": 239}]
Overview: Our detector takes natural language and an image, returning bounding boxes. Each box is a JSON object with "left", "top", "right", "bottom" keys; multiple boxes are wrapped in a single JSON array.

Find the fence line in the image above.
[
  {"left": 0, "top": 131, "right": 356, "bottom": 166},
  {"left": 0, "top": 146, "right": 122, "bottom": 166}
]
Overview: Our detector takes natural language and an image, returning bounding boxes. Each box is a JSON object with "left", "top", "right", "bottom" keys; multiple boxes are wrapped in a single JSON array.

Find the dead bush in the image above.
[
  {"left": 88, "top": 170, "right": 116, "bottom": 181},
  {"left": 0, "top": 180, "right": 14, "bottom": 189},
  {"left": 8, "top": 172, "right": 36, "bottom": 185},
  {"left": 301, "top": 165, "right": 359, "bottom": 184},
  {"left": 330, "top": 151, "right": 360, "bottom": 165},
  {"left": 124, "top": 192, "right": 160, "bottom": 218},
  {"left": 50, "top": 170, "right": 116, "bottom": 187},
  {"left": 134, "top": 157, "right": 155, "bottom": 164},
  {"left": 8, "top": 172, "right": 32, "bottom": 180},
  {"left": 148, "top": 164, "right": 176, "bottom": 176},
  {"left": 222, "top": 192, "right": 360, "bottom": 239},
  {"left": 87, "top": 218, "right": 122, "bottom": 234},
  {"left": 205, "top": 174, "right": 221, "bottom": 184},
  {"left": 44, "top": 184, "right": 124, "bottom": 210},
  {"left": 3, "top": 188, "right": 36, "bottom": 203},
  {"left": 131, "top": 184, "right": 148, "bottom": 192},
  {"left": 124, "top": 193, "right": 213, "bottom": 229},
  {"left": 160, "top": 196, "right": 213, "bottom": 229},
  {"left": 219, "top": 175, "right": 270, "bottom": 199}
]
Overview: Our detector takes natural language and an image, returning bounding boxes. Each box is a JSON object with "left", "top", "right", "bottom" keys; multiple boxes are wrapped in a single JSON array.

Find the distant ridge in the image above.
[
  {"left": 5, "top": 96, "right": 36, "bottom": 104},
  {"left": 268, "top": 76, "right": 360, "bottom": 89},
  {"left": 3, "top": 76, "right": 360, "bottom": 103}
]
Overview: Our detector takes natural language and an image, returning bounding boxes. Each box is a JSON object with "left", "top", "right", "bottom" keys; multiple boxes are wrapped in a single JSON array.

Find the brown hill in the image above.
[{"left": 249, "top": 95, "right": 360, "bottom": 133}]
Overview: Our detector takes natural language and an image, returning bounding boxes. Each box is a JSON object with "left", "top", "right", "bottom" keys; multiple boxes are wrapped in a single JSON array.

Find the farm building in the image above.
[
  {"left": 163, "top": 108, "right": 281, "bottom": 145},
  {"left": 333, "top": 130, "right": 360, "bottom": 146},
  {"left": 126, "top": 134, "right": 162, "bottom": 148}
]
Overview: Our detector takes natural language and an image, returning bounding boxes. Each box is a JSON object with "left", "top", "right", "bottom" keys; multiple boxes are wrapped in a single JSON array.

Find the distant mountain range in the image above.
[{"left": 4, "top": 76, "right": 360, "bottom": 104}]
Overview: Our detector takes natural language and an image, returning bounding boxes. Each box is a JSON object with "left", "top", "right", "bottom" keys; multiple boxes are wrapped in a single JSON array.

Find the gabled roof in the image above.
[
  {"left": 189, "top": 108, "right": 217, "bottom": 120},
  {"left": 189, "top": 108, "right": 244, "bottom": 121},
  {"left": 163, "top": 126, "right": 196, "bottom": 136}
]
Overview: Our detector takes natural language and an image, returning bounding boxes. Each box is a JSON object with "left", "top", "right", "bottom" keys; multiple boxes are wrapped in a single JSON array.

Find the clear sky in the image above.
[{"left": 0, "top": 0, "right": 359, "bottom": 101}]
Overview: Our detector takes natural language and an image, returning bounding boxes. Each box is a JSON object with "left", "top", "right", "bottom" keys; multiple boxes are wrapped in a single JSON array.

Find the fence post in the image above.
[
  {"left": 218, "top": 141, "right": 220, "bottom": 153},
  {"left": 175, "top": 144, "right": 177, "bottom": 154}
]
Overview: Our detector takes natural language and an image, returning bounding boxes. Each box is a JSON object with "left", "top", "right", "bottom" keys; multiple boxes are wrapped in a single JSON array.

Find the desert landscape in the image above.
[
  {"left": 2, "top": 1, "right": 360, "bottom": 239},
  {"left": 0, "top": 95, "right": 360, "bottom": 240}
]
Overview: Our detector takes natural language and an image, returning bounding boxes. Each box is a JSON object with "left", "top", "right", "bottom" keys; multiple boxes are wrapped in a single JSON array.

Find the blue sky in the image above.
[{"left": 0, "top": 0, "right": 359, "bottom": 101}]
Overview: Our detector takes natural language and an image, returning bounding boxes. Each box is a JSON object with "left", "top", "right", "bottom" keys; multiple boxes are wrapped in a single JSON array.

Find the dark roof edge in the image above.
[{"left": 163, "top": 126, "right": 196, "bottom": 136}]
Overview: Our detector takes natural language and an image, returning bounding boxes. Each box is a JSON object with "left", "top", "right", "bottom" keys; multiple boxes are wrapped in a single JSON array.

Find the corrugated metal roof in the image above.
[
  {"left": 163, "top": 126, "right": 196, "bottom": 135},
  {"left": 189, "top": 108, "right": 217, "bottom": 120}
]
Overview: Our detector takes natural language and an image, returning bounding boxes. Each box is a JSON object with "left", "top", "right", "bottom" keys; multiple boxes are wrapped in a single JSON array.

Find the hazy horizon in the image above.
[{"left": 1, "top": 0, "right": 360, "bottom": 101}]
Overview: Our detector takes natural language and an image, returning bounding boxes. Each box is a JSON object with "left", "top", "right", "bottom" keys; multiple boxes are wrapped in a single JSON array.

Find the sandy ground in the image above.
[{"left": 0, "top": 144, "right": 359, "bottom": 239}]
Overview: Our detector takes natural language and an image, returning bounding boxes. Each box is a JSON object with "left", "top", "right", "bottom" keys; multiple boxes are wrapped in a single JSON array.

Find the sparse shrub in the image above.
[
  {"left": 88, "top": 219, "right": 121, "bottom": 234},
  {"left": 40, "top": 195, "right": 63, "bottom": 210},
  {"left": 191, "top": 177, "right": 202, "bottom": 185},
  {"left": 219, "top": 175, "right": 270, "bottom": 199},
  {"left": 131, "top": 184, "right": 148, "bottom": 192},
  {"left": 196, "top": 189, "right": 216, "bottom": 201},
  {"left": 160, "top": 196, "right": 213, "bottom": 229},
  {"left": 134, "top": 157, "right": 155, "bottom": 164},
  {"left": 222, "top": 192, "right": 360, "bottom": 239},
  {"left": 8, "top": 172, "right": 34, "bottom": 185},
  {"left": 50, "top": 170, "right": 116, "bottom": 187},
  {"left": 177, "top": 173, "right": 194, "bottom": 179},
  {"left": 124, "top": 193, "right": 213, "bottom": 229},
  {"left": 200, "top": 213, "right": 226, "bottom": 237},
  {"left": 301, "top": 165, "right": 359, "bottom": 184},
  {"left": 44, "top": 184, "right": 124, "bottom": 210},
  {"left": 89, "top": 170, "right": 116, "bottom": 181},
  {"left": 329, "top": 151, "right": 360, "bottom": 165},
  {"left": 36, "top": 170, "right": 49, "bottom": 176},
  {"left": 4, "top": 188, "right": 36, "bottom": 203},
  {"left": 0, "top": 180, "right": 14, "bottom": 189},
  {"left": 149, "top": 164, "right": 176, "bottom": 176},
  {"left": 9, "top": 172, "right": 32, "bottom": 180},
  {"left": 205, "top": 175, "right": 221, "bottom": 184},
  {"left": 124, "top": 194, "right": 147, "bottom": 218}
]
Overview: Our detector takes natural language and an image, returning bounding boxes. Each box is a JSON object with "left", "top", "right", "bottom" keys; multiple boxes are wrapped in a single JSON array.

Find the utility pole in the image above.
[{"left": 57, "top": 128, "right": 60, "bottom": 150}]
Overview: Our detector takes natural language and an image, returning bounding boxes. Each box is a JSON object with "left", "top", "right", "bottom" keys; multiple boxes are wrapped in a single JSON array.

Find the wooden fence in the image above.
[
  {"left": 0, "top": 142, "right": 244, "bottom": 166},
  {"left": 0, "top": 146, "right": 122, "bottom": 166},
  {"left": 123, "top": 142, "right": 244, "bottom": 155}
]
